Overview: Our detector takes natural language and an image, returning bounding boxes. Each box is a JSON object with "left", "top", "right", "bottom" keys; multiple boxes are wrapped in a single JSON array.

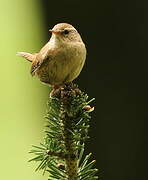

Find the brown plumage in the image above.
[{"left": 17, "top": 23, "right": 86, "bottom": 85}]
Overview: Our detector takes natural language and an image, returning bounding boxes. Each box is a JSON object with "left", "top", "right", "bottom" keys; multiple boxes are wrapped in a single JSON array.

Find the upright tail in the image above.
[{"left": 16, "top": 52, "right": 35, "bottom": 62}]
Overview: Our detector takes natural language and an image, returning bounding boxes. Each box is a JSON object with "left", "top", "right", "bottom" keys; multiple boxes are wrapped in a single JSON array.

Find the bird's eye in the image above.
[{"left": 63, "top": 30, "right": 69, "bottom": 35}]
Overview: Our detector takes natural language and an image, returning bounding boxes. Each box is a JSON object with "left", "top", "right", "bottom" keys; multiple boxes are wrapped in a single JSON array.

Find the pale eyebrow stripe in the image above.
[{"left": 65, "top": 28, "right": 76, "bottom": 31}]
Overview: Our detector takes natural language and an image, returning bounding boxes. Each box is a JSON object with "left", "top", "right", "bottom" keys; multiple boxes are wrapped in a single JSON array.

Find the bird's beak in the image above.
[{"left": 49, "top": 29, "right": 61, "bottom": 35}]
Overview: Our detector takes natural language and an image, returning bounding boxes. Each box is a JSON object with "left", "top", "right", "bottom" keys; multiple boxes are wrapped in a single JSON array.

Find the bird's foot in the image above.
[
  {"left": 49, "top": 82, "right": 81, "bottom": 99},
  {"left": 50, "top": 85, "right": 63, "bottom": 98}
]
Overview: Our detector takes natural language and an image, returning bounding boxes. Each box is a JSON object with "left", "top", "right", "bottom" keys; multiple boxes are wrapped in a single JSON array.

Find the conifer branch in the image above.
[{"left": 29, "top": 83, "right": 98, "bottom": 179}]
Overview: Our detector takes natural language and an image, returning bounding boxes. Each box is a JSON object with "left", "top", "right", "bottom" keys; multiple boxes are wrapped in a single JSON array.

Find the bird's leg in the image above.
[
  {"left": 50, "top": 84, "right": 63, "bottom": 97},
  {"left": 64, "top": 82, "right": 73, "bottom": 89},
  {"left": 49, "top": 82, "right": 81, "bottom": 98}
]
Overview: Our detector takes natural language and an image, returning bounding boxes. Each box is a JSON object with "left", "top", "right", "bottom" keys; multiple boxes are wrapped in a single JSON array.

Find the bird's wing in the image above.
[
  {"left": 30, "top": 43, "right": 56, "bottom": 76},
  {"left": 30, "top": 54, "right": 49, "bottom": 76}
]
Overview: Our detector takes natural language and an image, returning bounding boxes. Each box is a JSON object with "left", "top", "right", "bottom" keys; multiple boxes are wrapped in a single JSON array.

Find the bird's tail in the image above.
[{"left": 16, "top": 52, "right": 35, "bottom": 62}]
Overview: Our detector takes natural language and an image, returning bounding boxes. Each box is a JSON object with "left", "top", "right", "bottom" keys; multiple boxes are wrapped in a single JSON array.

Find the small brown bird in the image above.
[{"left": 17, "top": 23, "right": 86, "bottom": 88}]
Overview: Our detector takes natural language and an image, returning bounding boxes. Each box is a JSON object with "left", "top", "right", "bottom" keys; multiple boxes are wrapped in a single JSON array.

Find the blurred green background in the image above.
[{"left": 0, "top": 0, "right": 48, "bottom": 179}]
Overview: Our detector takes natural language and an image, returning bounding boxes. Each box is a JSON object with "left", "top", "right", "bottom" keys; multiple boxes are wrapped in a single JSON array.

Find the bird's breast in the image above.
[{"left": 37, "top": 42, "right": 86, "bottom": 85}]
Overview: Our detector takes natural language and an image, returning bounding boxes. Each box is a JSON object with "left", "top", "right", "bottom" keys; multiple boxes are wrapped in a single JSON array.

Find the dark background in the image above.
[{"left": 40, "top": 1, "right": 148, "bottom": 179}]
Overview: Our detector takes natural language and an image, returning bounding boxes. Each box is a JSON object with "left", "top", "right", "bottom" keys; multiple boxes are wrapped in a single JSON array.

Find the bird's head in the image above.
[{"left": 49, "top": 23, "right": 83, "bottom": 44}]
